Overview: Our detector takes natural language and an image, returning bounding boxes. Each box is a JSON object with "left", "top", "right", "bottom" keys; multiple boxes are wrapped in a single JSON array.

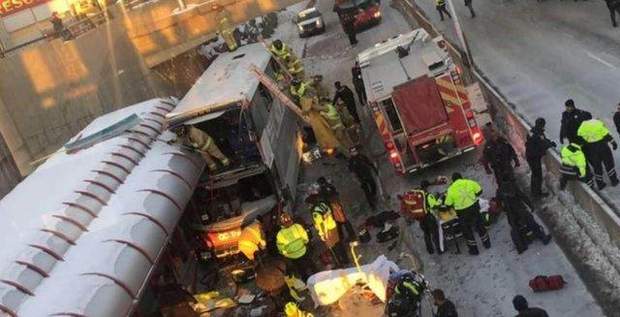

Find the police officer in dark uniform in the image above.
[
  {"left": 525, "top": 118, "right": 556, "bottom": 198},
  {"left": 482, "top": 127, "right": 519, "bottom": 184},
  {"left": 605, "top": 0, "right": 620, "bottom": 27},
  {"left": 348, "top": 147, "right": 378, "bottom": 209},
  {"left": 560, "top": 99, "right": 591, "bottom": 144}
]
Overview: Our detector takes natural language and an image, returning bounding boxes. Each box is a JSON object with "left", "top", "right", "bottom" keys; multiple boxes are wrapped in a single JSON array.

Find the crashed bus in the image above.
[
  {"left": 358, "top": 28, "right": 485, "bottom": 175},
  {"left": 0, "top": 43, "right": 302, "bottom": 316}
]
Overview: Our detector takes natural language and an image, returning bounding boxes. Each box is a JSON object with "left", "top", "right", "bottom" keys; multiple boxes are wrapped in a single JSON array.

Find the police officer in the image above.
[
  {"left": 333, "top": 81, "right": 360, "bottom": 123},
  {"left": 385, "top": 270, "right": 429, "bottom": 317},
  {"left": 351, "top": 61, "right": 367, "bottom": 105},
  {"left": 605, "top": 0, "right": 620, "bottom": 27},
  {"left": 311, "top": 201, "right": 349, "bottom": 267},
  {"left": 436, "top": 0, "right": 452, "bottom": 21},
  {"left": 400, "top": 180, "right": 441, "bottom": 254},
  {"left": 464, "top": 0, "right": 476, "bottom": 18},
  {"left": 525, "top": 118, "right": 556, "bottom": 197},
  {"left": 276, "top": 212, "right": 316, "bottom": 280},
  {"left": 577, "top": 118, "right": 619, "bottom": 189},
  {"left": 560, "top": 99, "right": 591, "bottom": 144},
  {"left": 496, "top": 177, "right": 551, "bottom": 254},
  {"left": 444, "top": 173, "right": 490, "bottom": 255},
  {"left": 348, "top": 147, "right": 379, "bottom": 209},
  {"left": 482, "top": 127, "right": 519, "bottom": 184},
  {"left": 560, "top": 141, "right": 593, "bottom": 190}
]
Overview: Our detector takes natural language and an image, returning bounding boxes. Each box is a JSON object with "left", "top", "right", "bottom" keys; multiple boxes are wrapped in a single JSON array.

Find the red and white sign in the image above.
[{"left": 0, "top": 0, "right": 51, "bottom": 17}]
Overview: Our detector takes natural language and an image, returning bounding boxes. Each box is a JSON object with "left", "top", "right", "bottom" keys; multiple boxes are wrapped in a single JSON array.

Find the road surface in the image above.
[
  {"left": 272, "top": 0, "right": 606, "bottom": 316},
  {"left": 412, "top": 0, "right": 620, "bottom": 208}
]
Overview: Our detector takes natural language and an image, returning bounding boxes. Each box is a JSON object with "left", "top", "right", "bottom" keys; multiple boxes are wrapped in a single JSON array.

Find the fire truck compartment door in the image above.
[{"left": 392, "top": 75, "right": 448, "bottom": 134}]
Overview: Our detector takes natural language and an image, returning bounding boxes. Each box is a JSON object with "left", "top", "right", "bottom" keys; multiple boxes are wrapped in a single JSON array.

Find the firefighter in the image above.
[
  {"left": 270, "top": 39, "right": 296, "bottom": 63},
  {"left": 496, "top": 176, "right": 551, "bottom": 254},
  {"left": 444, "top": 173, "right": 490, "bottom": 255},
  {"left": 276, "top": 212, "right": 316, "bottom": 280},
  {"left": 385, "top": 270, "right": 429, "bottom": 317},
  {"left": 560, "top": 99, "right": 591, "bottom": 144},
  {"left": 399, "top": 180, "right": 441, "bottom": 254},
  {"left": 436, "top": 0, "right": 452, "bottom": 21},
  {"left": 577, "top": 118, "right": 619, "bottom": 189},
  {"left": 560, "top": 141, "right": 593, "bottom": 190},
  {"left": 319, "top": 98, "right": 353, "bottom": 150},
  {"left": 351, "top": 61, "right": 367, "bottom": 105},
  {"left": 213, "top": 4, "right": 237, "bottom": 51},
  {"left": 290, "top": 79, "right": 313, "bottom": 103},
  {"left": 238, "top": 220, "right": 266, "bottom": 261},
  {"left": 482, "top": 127, "right": 519, "bottom": 184},
  {"left": 317, "top": 177, "right": 356, "bottom": 242},
  {"left": 333, "top": 81, "right": 360, "bottom": 123},
  {"left": 348, "top": 147, "right": 378, "bottom": 210},
  {"left": 525, "top": 118, "right": 556, "bottom": 198},
  {"left": 284, "top": 302, "right": 313, "bottom": 317},
  {"left": 173, "top": 125, "right": 230, "bottom": 172},
  {"left": 311, "top": 201, "right": 350, "bottom": 267},
  {"left": 605, "top": 0, "right": 620, "bottom": 27},
  {"left": 285, "top": 54, "right": 305, "bottom": 80}
]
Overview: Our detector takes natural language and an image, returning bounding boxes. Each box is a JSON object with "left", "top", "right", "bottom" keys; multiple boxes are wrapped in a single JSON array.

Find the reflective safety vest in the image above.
[
  {"left": 238, "top": 222, "right": 266, "bottom": 260},
  {"left": 287, "top": 57, "right": 304, "bottom": 75},
  {"left": 187, "top": 126, "right": 214, "bottom": 152},
  {"left": 395, "top": 280, "right": 424, "bottom": 297},
  {"left": 290, "top": 81, "right": 312, "bottom": 99},
  {"left": 320, "top": 103, "right": 344, "bottom": 130},
  {"left": 270, "top": 43, "right": 291, "bottom": 60},
  {"left": 311, "top": 202, "right": 337, "bottom": 241},
  {"left": 577, "top": 119, "right": 609, "bottom": 143},
  {"left": 444, "top": 178, "right": 482, "bottom": 211},
  {"left": 561, "top": 143, "right": 587, "bottom": 177},
  {"left": 284, "top": 302, "right": 314, "bottom": 317},
  {"left": 277, "top": 224, "right": 309, "bottom": 259}
]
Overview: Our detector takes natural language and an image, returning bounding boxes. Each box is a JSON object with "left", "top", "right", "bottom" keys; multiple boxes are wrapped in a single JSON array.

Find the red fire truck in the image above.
[
  {"left": 334, "top": 0, "right": 381, "bottom": 31},
  {"left": 358, "top": 29, "right": 485, "bottom": 174}
]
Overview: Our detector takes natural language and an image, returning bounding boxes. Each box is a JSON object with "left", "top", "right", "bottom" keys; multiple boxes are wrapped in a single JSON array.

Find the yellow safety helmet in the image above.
[{"left": 284, "top": 302, "right": 300, "bottom": 316}]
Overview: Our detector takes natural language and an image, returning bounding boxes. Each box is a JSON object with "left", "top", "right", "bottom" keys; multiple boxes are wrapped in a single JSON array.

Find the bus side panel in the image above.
[{"left": 434, "top": 72, "right": 477, "bottom": 148}]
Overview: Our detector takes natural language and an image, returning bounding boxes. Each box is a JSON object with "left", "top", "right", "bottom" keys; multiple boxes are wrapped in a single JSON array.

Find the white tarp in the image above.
[{"left": 306, "top": 255, "right": 399, "bottom": 307}]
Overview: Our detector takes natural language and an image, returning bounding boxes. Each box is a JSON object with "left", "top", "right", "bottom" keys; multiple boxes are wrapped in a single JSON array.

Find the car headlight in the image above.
[
  {"left": 316, "top": 20, "right": 322, "bottom": 28},
  {"left": 373, "top": 11, "right": 381, "bottom": 18}
]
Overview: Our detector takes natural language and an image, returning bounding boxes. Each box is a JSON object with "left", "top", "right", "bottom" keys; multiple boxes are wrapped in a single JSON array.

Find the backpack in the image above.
[
  {"left": 400, "top": 190, "right": 427, "bottom": 221},
  {"left": 529, "top": 275, "right": 566, "bottom": 292}
]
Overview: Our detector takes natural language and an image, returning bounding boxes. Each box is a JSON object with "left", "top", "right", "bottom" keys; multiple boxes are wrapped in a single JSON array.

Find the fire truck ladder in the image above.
[{"left": 248, "top": 64, "right": 310, "bottom": 125}]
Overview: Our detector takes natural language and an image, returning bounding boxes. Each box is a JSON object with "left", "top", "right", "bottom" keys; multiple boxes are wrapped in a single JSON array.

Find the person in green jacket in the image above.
[
  {"left": 577, "top": 118, "right": 618, "bottom": 189},
  {"left": 444, "top": 173, "right": 490, "bottom": 255},
  {"left": 560, "top": 142, "right": 594, "bottom": 190}
]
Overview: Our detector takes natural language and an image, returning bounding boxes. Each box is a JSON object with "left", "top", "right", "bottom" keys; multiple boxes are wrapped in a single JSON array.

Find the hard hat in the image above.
[
  {"left": 273, "top": 39, "right": 283, "bottom": 49},
  {"left": 284, "top": 302, "right": 299, "bottom": 316},
  {"left": 279, "top": 212, "right": 293, "bottom": 226},
  {"left": 291, "top": 78, "right": 301, "bottom": 86}
]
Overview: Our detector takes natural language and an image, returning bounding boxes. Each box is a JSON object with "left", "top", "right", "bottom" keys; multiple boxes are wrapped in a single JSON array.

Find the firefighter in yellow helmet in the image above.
[
  {"left": 270, "top": 39, "right": 297, "bottom": 64},
  {"left": 276, "top": 212, "right": 316, "bottom": 280},
  {"left": 577, "top": 118, "right": 618, "bottom": 189},
  {"left": 238, "top": 220, "right": 266, "bottom": 261},
  {"left": 560, "top": 141, "right": 593, "bottom": 190},
  {"left": 173, "top": 125, "right": 230, "bottom": 172},
  {"left": 213, "top": 4, "right": 237, "bottom": 51},
  {"left": 284, "top": 301, "right": 313, "bottom": 317},
  {"left": 310, "top": 200, "right": 349, "bottom": 267},
  {"left": 399, "top": 179, "right": 441, "bottom": 254},
  {"left": 444, "top": 173, "right": 490, "bottom": 255}
]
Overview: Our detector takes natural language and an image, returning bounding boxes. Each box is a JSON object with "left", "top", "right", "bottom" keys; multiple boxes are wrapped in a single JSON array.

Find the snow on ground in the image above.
[
  {"left": 411, "top": 0, "right": 620, "bottom": 215},
  {"left": 268, "top": 1, "right": 607, "bottom": 316}
]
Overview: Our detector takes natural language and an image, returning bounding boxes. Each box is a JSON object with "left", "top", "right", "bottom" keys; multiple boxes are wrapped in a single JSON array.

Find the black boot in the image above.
[
  {"left": 597, "top": 180, "right": 607, "bottom": 190},
  {"left": 541, "top": 234, "right": 552, "bottom": 245},
  {"left": 611, "top": 177, "right": 619, "bottom": 187},
  {"left": 483, "top": 239, "right": 491, "bottom": 249},
  {"left": 468, "top": 245, "right": 479, "bottom": 255}
]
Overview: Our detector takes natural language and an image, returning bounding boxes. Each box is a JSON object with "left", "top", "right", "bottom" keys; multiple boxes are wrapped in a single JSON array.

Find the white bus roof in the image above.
[
  {"left": 357, "top": 29, "right": 449, "bottom": 102},
  {"left": 0, "top": 98, "right": 203, "bottom": 316},
  {"left": 167, "top": 43, "right": 272, "bottom": 126}
]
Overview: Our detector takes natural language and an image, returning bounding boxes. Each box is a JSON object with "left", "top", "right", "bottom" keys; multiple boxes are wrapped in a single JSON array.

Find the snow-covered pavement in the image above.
[
  {"left": 411, "top": 0, "right": 620, "bottom": 209},
  {"left": 270, "top": 1, "right": 606, "bottom": 316}
]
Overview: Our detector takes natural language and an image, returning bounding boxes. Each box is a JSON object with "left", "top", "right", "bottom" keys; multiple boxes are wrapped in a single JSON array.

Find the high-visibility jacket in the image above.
[
  {"left": 238, "top": 222, "right": 266, "bottom": 260},
  {"left": 320, "top": 103, "right": 344, "bottom": 130},
  {"left": 277, "top": 224, "right": 309, "bottom": 259},
  {"left": 444, "top": 178, "right": 482, "bottom": 211},
  {"left": 290, "top": 81, "right": 312, "bottom": 99},
  {"left": 561, "top": 143, "right": 587, "bottom": 177},
  {"left": 311, "top": 202, "right": 337, "bottom": 241},
  {"left": 577, "top": 119, "right": 609, "bottom": 143},
  {"left": 284, "top": 302, "right": 314, "bottom": 317},
  {"left": 187, "top": 126, "right": 215, "bottom": 152},
  {"left": 287, "top": 57, "right": 304, "bottom": 75},
  {"left": 270, "top": 43, "right": 292, "bottom": 60},
  {"left": 436, "top": 0, "right": 445, "bottom": 5}
]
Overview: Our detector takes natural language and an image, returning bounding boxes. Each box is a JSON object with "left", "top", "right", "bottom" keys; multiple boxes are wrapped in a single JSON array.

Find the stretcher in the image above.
[{"left": 436, "top": 208, "right": 462, "bottom": 253}]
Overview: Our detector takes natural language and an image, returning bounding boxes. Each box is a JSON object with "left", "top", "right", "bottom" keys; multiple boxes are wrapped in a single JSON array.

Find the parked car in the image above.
[
  {"left": 295, "top": 7, "right": 325, "bottom": 38},
  {"left": 334, "top": 0, "right": 381, "bottom": 31}
]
